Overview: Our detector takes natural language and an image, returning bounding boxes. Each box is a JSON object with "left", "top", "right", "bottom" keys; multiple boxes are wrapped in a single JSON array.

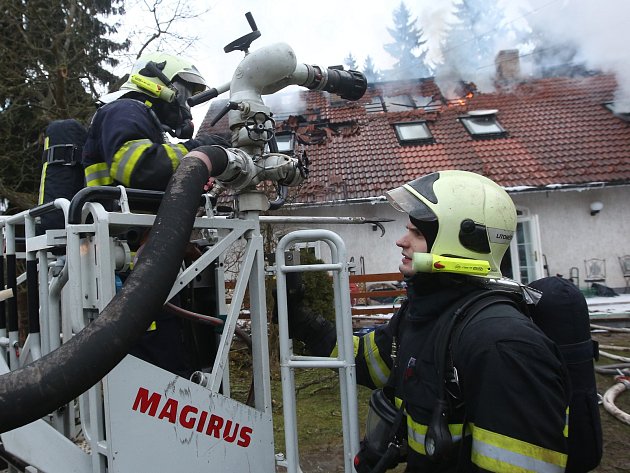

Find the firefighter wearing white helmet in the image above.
[
  {"left": 276, "top": 170, "right": 569, "bottom": 473},
  {"left": 82, "top": 52, "right": 227, "bottom": 191}
]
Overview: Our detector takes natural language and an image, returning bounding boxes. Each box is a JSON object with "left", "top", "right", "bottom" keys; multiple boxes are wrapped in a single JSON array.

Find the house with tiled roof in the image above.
[{"left": 199, "top": 56, "right": 630, "bottom": 291}]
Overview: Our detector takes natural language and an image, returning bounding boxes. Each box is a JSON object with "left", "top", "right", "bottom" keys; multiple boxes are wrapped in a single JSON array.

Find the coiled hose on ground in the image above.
[
  {"left": 592, "top": 323, "right": 630, "bottom": 426},
  {"left": 0, "top": 149, "right": 226, "bottom": 433}
]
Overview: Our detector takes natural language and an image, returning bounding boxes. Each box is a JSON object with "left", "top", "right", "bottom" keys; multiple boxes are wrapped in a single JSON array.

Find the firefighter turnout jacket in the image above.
[
  {"left": 82, "top": 99, "right": 189, "bottom": 190},
  {"left": 332, "top": 275, "right": 570, "bottom": 472}
]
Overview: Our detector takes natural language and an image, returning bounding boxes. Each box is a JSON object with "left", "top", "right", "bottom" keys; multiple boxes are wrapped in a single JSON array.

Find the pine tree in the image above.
[
  {"left": 363, "top": 56, "right": 381, "bottom": 84},
  {"left": 344, "top": 52, "right": 358, "bottom": 71},
  {"left": 438, "top": 0, "right": 507, "bottom": 85},
  {"left": 383, "top": 2, "right": 432, "bottom": 80},
  {"left": 0, "top": 0, "right": 129, "bottom": 211}
]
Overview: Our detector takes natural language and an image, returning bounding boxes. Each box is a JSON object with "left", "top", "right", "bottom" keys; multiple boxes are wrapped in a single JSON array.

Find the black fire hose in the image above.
[{"left": 0, "top": 148, "right": 226, "bottom": 433}]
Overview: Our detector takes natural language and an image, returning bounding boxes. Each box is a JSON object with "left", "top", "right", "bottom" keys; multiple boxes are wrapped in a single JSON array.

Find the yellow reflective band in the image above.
[
  {"left": 176, "top": 143, "right": 188, "bottom": 156},
  {"left": 163, "top": 144, "right": 184, "bottom": 172},
  {"left": 564, "top": 407, "right": 569, "bottom": 438},
  {"left": 363, "top": 331, "right": 390, "bottom": 388},
  {"left": 405, "top": 412, "right": 465, "bottom": 455},
  {"left": 44, "top": 136, "right": 50, "bottom": 150},
  {"left": 85, "top": 162, "right": 113, "bottom": 186},
  {"left": 38, "top": 163, "right": 48, "bottom": 205},
  {"left": 469, "top": 423, "right": 567, "bottom": 473},
  {"left": 330, "top": 335, "right": 360, "bottom": 358},
  {"left": 147, "top": 321, "right": 157, "bottom": 331},
  {"left": 406, "top": 416, "right": 428, "bottom": 454},
  {"left": 112, "top": 139, "right": 153, "bottom": 186}
]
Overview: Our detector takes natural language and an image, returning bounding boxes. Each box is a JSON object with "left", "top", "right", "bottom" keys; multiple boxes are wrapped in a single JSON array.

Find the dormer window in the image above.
[
  {"left": 459, "top": 110, "right": 507, "bottom": 138},
  {"left": 394, "top": 121, "right": 434, "bottom": 145}
]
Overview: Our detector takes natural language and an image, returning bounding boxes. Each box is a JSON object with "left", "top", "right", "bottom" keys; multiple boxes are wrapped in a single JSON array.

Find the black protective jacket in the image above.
[
  {"left": 324, "top": 274, "right": 570, "bottom": 473},
  {"left": 82, "top": 98, "right": 189, "bottom": 190}
]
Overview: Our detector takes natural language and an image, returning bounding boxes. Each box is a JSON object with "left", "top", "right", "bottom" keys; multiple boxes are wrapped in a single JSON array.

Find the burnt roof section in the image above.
[{"left": 198, "top": 73, "right": 630, "bottom": 204}]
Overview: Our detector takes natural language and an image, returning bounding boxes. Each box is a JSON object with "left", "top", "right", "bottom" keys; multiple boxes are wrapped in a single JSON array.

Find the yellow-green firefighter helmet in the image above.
[
  {"left": 99, "top": 52, "right": 207, "bottom": 104},
  {"left": 386, "top": 170, "right": 516, "bottom": 278}
]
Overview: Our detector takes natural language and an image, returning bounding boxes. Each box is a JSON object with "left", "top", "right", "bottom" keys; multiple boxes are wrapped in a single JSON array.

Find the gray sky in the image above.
[{"left": 119, "top": 0, "right": 629, "bottom": 124}]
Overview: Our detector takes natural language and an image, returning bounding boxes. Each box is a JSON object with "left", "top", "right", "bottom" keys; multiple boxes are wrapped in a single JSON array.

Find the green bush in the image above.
[{"left": 299, "top": 251, "right": 335, "bottom": 322}]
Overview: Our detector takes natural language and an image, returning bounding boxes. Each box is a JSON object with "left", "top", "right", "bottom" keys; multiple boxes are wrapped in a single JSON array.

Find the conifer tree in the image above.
[
  {"left": 383, "top": 2, "right": 432, "bottom": 79},
  {"left": 438, "top": 0, "right": 507, "bottom": 83},
  {"left": 0, "top": 0, "right": 129, "bottom": 211},
  {"left": 344, "top": 52, "right": 358, "bottom": 71},
  {"left": 363, "top": 56, "right": 381, "bottom": 84}
]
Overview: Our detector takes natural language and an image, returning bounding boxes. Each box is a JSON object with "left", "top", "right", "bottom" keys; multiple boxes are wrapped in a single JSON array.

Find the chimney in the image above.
[{"left": 495, "top": 50, "right": 521, "bottom": 83}]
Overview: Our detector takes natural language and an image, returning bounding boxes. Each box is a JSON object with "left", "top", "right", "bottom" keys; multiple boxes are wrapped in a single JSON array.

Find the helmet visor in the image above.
[
  {"left": 385, "top": 184, "right": 437, "bottom": 222},
  {"left": 176, "top": 72, "right": 207, "bottom": 95}
]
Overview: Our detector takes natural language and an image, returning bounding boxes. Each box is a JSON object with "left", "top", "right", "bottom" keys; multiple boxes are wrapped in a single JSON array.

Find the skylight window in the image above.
[
  {"left": 393, "top": 121, "right": 433, "bottom": 145},
  {"left": 459, "top": 110, "right": 506, "bottom": 138},
  {"left": 413, "top": 94, "right": 440, "bottom": 112},
  {"left": 366, "top": 96, "right": 385, "bottom": 113},
  {"left": 604, "top": 102, "right": 630, "bottom": 122},
  {"left": 384, "top": 95, "right": 415, "bottom": 112}
]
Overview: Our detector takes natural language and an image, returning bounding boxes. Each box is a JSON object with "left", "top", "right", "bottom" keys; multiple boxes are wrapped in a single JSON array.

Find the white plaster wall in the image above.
[
  {"left": 510, "top": 185, "right": 630, "bottom": 291},
  {"left": 281, "top": 184, "right": 630, "bottom": 291},
  {"left": 275, "top": 201, "right": 406, "bottom": 275}
]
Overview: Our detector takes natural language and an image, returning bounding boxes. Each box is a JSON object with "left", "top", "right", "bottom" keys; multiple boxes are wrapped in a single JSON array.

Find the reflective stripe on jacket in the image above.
[
  {"left": 347, "top": 279, "right": 569, "bottom": 472},
  {"left": 82, "top": 99, "right": 189, "bottom": 190}
]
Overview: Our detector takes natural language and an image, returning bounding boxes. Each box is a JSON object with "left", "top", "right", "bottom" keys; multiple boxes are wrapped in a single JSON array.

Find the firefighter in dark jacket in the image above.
[
  {"left": 283, "top": 170, "right": 570, "bottom": 473},
  {"left": 82, "top": 52, "right": 226, "bottom": 377},
  {"left": 83, "top": 51, "right": 225, "bottom": 190}
]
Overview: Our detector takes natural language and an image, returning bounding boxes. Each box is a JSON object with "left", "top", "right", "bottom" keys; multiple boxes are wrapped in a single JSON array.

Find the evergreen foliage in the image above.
[
  {"left": 343, "top": 52, "right": 358, "bottom": 71},
  {"left": 299, "top": 251, "right": 335, "bottom": 323},
  {"left": 362, "top": 56, "right": 381, "bottom": 84},
  {"left": 0, "top": 0, "right": 129, "bottom": 212},
  {"left": 383, "top": 2, "right": 432, "bottom": 80},
  {"left": 438, "top": 0, "right": 507, "bottom": 82}
]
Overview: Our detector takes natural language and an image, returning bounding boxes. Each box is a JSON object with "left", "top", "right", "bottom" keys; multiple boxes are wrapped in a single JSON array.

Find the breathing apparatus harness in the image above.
[
  {"left": 355, "top": 255, "right": 538, "bottom": 472},
  {"left": 425, "top": 288, "right": 526, "bottom": 462}
]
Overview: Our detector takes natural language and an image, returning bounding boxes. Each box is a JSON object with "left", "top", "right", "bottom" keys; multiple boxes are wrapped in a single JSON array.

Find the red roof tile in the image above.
[{"left": 199, "top": 73, "right": 630, "bottom": 203}]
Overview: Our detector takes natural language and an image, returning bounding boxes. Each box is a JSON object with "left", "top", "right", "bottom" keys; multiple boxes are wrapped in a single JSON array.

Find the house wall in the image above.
[
  {"left": 510, "top": 185, "right": 630, "bottom": 291},
  {"left": 277, "top": 201, "right": 405, "bottom": 275},
  {"left": 282, "top": 184, "right": 630, "bottom": 291}
]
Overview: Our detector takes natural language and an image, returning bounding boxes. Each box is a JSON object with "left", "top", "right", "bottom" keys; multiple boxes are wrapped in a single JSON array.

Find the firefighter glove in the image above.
[{"left": 183, "top": 133, "right": 230, "bottom": 151}]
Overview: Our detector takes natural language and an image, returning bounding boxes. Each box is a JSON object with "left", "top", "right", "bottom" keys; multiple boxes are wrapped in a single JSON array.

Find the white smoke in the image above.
[
  {"left": 184, "top": 0, "right": 628, "bottom": 117},
  {"left": 524, "top": 0, "right": 630, "bottom": 112},
  {"left": 425, "top": 0, "right": 629, "bottom": 108}
]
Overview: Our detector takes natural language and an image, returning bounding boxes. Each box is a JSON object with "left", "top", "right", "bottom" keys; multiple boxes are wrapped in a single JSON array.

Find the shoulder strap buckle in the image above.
[{"left": 43, "top": 144, "right": 80, "bottom": 165}]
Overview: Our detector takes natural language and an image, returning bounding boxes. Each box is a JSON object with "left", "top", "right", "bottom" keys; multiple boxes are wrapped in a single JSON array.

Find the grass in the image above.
[
  {"left": 229, "top": 346, "right": 372, "bottom": 450},
  {"left": 229, "top": 330, "right": 630, "bottom": 472}
]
